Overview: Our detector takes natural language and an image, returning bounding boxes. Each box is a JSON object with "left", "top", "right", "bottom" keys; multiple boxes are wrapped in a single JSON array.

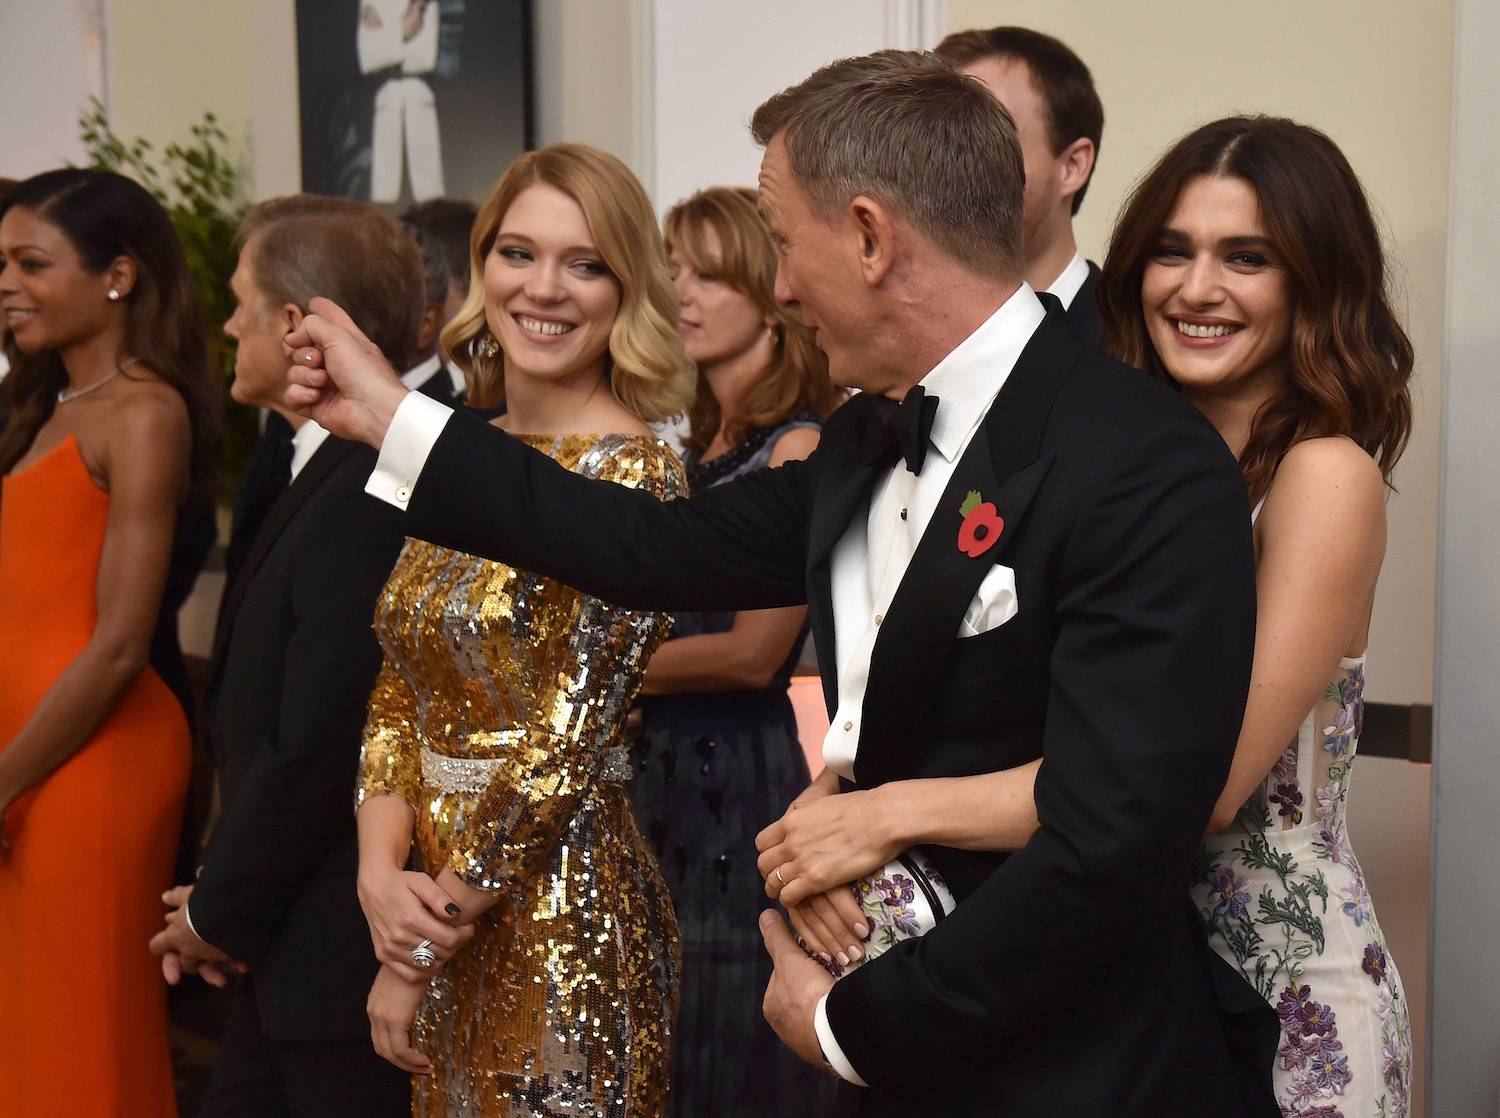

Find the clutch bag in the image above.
[{"left": 802, "top": 848, "right": 957, "bottom": 978}]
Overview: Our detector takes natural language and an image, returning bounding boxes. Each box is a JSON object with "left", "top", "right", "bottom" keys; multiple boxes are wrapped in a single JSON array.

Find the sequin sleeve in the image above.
[
  {"left": 446, "top": 439, "right": 687, "bottom": 893},
  {"left": 356, "top": 655, "right": 422, "bottom": 810}
]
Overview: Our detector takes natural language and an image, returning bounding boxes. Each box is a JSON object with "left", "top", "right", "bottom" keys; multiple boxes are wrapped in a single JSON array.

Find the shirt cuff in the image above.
[
  {"left": 815, "top": 992, "right": 868, "bottom": 1087},
  {"left": 184, "top": 898, "right": 205, "bottom": 944},
  {"left": 365, "top": 390, "right": 453, "bottom": 509}
]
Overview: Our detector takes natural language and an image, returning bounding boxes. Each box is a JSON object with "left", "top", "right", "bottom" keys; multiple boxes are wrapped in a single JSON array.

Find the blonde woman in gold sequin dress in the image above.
[{"left": 352, "top": 144, "right": 694, "bottom": 1118}]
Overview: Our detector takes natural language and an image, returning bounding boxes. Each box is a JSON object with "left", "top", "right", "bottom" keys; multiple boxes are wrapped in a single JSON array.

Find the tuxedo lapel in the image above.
[
  {"left": 853, "top": 305, "right": 1082, "bottom": 786},
  {"left": 208, "top": 437, "right": 359, "bottom": 689},
  {"left": 805, "top": 394, "right": 904, "bottom": 713}
]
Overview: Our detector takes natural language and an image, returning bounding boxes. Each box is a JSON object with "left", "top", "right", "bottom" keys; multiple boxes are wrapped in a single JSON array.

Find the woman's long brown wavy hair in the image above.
[
  {"left": 1097, "top": 116, "right": 1412, "bottom": 505},
  {"left": 0, "top": 169, "right": 221, "bottom": 499},
  {"left": 664, "top": 187, "right": 842, "bottom": 454}
]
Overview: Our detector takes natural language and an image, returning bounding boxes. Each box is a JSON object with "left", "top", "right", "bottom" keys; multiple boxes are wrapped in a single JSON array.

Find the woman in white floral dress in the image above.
[
  {"left": 1094, "top": 117, "right": 1417, "bottom": 1118},
  {"left": 757, "top": 116, "right": 1415, "bottom": 1118}
]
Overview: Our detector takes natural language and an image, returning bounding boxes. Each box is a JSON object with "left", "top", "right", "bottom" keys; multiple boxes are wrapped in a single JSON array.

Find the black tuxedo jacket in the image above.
[
  {"left": 192, "top": 435, "right": 406, "bottom": 1041},
  {"left": 398, "top": 304, "right": 1279, "bottom": 1117},
  {"left": 413, "top": 358, "right": 461, "bottom": 407},
  {"left": 1065, "top": 259, "right": 1103, "bottom": 345}
]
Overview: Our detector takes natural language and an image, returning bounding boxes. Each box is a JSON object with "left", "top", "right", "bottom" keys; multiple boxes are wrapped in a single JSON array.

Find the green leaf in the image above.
[{"left": 959, "top": 490, "right": 983, "bottom": 516}]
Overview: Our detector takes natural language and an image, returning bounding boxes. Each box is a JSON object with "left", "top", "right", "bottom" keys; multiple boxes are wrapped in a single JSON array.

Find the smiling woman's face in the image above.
[
  {"left": 0, "top": 205, "right": 115, "bottom": 354},
  {"left": 482, "top": 183, "right": 621, "bottom": 388},
  {"left": 1141, "top": 174, "right": 1292, "bottom": 405}
]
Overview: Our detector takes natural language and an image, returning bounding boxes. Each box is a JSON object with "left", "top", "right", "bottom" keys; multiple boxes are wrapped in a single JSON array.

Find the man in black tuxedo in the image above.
[
  {"left": 282, "top": 52, "right": 1276, "bottom": 1117},
  {"left": 148, "top": 201, "right": 424, "bottom": 1117},
  {"left": 937, "top": 26, "right": 1105, "bottom": 343}
]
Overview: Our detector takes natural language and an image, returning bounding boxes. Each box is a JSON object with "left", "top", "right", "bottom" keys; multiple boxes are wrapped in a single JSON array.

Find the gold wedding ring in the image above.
[{"left": 774, "top": 867, "right": 787, "bottom": 887}]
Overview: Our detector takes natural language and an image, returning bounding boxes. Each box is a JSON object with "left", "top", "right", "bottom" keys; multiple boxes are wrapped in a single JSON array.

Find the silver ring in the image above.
[
  {"left": 410, "top": 939, "right": 437, "bottom": 969},
  {"left": 774, "top": 867, "right": 787, "bottom": 887}
]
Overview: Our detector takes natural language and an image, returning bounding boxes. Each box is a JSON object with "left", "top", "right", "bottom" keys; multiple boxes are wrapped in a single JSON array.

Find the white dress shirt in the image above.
[
  {"left": 363, "top": 285, "right": 1050, "bottom": 1088},
  {"left": 1044, "top": 248, "right": 1091, "bottom": 311},
  {"left": 288, "top": 418, "right": 332, "bottom": 481},
  {"left": 400, "top": 352, "right": 466, "bottom": 399}
]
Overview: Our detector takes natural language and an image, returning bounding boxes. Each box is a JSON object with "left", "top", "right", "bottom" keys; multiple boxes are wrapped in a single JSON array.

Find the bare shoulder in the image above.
[
  {"left": 1271, "top": 436, "right": 1384, "bottom": 506},
  {"left": 768, "top": 425, "right": 820, "bottom": 467},
  {"left": 1260, "top": 436, "right": 1385, "bottom": 543},
  {"left": 98, "top": 372, "right": 191, "bottom": 475}
]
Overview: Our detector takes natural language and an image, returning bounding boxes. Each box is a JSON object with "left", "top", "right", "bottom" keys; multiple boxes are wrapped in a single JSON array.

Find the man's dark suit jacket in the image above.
[
  {"left": 191, "top": 434, "right": 406, "bottom": 1040},
  {"left": 393, "top": 303, "right": 1279, "bottom": 1117},
  {"left": 1065, "top": 259, "right": 1104, "bottom": 345}
]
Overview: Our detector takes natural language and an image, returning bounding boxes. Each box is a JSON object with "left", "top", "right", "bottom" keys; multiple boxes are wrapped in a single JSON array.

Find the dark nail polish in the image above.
[{"left": 445, "top": 903, "right": 461, "bottom": 917}]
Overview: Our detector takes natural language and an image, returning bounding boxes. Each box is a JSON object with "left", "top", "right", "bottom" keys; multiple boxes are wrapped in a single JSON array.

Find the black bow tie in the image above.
[{"left": 858, "top": 385, "right": 940, "bottom": 475}]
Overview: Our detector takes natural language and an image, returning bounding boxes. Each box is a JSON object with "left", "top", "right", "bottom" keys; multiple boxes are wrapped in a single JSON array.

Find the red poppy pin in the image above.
[{"left": 957, "top": 490, "right": 1004, "bottom": 558}]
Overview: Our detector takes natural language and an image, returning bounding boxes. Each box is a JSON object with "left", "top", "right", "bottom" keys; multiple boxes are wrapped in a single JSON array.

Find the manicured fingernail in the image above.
[
  {"left": 836, "top": 952, "right": 849, "bottom": 966},
  {"left": 854, "top": 922, "right": 869, "bottom": 939},
  {"left": 445, "top": 903, "right": 461, "bottom": 916},
  {"left": 817, "top": 952, "right": 831, "bottom": 963},
  {"left": 847, "top": 944, "right": 862, "bottom": 962}
]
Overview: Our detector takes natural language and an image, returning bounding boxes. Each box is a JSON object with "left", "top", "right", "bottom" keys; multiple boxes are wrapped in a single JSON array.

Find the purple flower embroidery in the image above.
[
  {"left": 889, "top": 906, "right": 921, "bottom": 937},
  {"left": 1278, "top": 1035, "right": 1310, "bottom": 1072},
  {"left": 1362, "top": 942, "right": 1388, "bottom": 985},
  {"left": 1320, "top": 705, "right": 1355, "bottom": 756},
  {"left": 1309, "top": 1049, "right": 1353, "bottom": 1093},
  {"left": 1270, "top": 782, "right": 1304, "bottom": 825},
  {"left": 1277, "top": 983, "right": 1312, "bottom": 1033},
  {"left": 1340, "top": 879, "right": 1372, "bottom": 927},
  {"left": 1295, "top": 998, "right": 1337, "bottom": 1038},
  {"left": 1207, "top": 867, "right": 1252, "bottom": 919}
]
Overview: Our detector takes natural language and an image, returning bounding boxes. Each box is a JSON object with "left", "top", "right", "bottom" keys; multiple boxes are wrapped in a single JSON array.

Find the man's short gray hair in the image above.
[{"left": 751, "top": 50, "right": 1024, "bottom": 279}]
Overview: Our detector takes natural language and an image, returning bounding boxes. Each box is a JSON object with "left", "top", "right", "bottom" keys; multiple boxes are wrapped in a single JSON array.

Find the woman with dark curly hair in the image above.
[
  {"left": 0, "top": 167, "right": 219, "bottom": 1117},
  {"left": 1100, "top": 115, "right": 1414, "bottom": 1118}
]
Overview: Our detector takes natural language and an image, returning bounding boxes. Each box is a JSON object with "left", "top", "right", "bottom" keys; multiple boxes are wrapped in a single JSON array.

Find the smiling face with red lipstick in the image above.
[{"left": 1141, "top": 174, "right": 1291, "bottom": 409}]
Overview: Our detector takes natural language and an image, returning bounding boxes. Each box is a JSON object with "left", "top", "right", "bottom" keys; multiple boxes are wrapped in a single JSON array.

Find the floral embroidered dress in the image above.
[{"left": 1193, "top": 654, "right": 1412, "bottom": 1118}]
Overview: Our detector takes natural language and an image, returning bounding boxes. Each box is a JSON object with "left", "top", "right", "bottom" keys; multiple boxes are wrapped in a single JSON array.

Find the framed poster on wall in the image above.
[{"left": 295, "top": 0, "right": 533, "bottom": 205}]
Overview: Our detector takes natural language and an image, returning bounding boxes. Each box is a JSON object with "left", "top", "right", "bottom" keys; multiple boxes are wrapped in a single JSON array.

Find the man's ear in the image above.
[
  {"left": 416, "top": 303, "right": 443, "bottom": 353},
  {"left": 104, "top": 255, "right": 138, "bottom": 299},
  {"left": 279, "top": 302, "right": 305, "bottom": 345},
  {"left": 1058, "top": 137, "right": 1096, "bottom": 207},
  {"left": 849, "top": 195, "right": 896, "bottom": 287}
]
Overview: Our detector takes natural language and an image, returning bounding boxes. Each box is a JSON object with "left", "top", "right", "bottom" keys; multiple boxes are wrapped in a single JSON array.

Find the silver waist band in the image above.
[{"left": 420, "top": 744, "right": 633, "bottom": 795}]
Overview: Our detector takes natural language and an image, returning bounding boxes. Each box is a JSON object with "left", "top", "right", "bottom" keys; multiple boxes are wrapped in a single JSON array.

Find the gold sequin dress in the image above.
[{"left": 357, "top": 433, "right": 685, "bottom": 1117}]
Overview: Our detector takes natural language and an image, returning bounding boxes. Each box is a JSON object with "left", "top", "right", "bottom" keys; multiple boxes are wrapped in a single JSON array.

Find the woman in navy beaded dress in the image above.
[{"left": 628, "top": 187, "right": 843, "bottom": 1117}]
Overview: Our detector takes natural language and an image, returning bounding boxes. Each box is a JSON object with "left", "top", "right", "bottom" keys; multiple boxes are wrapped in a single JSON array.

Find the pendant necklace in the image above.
[{"left": 57, "top": 356, "right": 140, "bottom": 405}]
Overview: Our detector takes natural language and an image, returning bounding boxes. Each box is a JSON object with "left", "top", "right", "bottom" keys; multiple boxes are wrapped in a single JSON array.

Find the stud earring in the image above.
[
  {"left": 476, "top": 332, "right": 499, "bottom": 359},
  {"left": 107, "top": 289, "right": 121, "bottom": 302}
]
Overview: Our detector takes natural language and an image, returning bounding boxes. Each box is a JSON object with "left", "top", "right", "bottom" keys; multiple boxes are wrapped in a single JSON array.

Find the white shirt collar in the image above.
[
  {"left": 919, "top": 283, "right": 1047, "bottom": 464},
  {"left": 289, "top": 419, "right": 332, "bottom": 481},
  {"left": 400, "top": 352, "right": 444, "bottom": 391},
  {"left": 1044, "top": 249, "right": 1091, "bottom": 311}
]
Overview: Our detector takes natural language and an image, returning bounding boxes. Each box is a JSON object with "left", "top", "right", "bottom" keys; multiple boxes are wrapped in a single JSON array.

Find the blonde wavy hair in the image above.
[{"left": 440, "top": 143, "right": 694, "bottom": 421}]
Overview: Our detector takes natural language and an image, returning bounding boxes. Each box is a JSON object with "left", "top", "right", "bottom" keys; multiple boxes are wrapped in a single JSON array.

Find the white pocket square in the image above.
[{"left": 958, "top": 563, "right": 1019, "bottom": 638}]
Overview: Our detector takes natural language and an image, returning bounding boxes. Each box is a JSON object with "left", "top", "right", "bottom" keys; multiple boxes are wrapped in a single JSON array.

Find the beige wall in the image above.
[{"left": 950, "top": 0, "right": 1449, "bottom": 709}]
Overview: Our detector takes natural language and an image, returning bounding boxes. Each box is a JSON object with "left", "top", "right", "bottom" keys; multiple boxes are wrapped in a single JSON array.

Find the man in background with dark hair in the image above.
[
  {"left": 936, "top": 27, "right": 1106, "bottom": 341},
  {"left": 400, "top": 198, "right": 478, "bottom": 406}
]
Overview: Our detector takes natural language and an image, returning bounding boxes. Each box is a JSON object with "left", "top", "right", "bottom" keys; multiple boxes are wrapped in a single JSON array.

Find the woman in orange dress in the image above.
[{"left": 0, "top": 169, "right": 220, "bottom": 1118}]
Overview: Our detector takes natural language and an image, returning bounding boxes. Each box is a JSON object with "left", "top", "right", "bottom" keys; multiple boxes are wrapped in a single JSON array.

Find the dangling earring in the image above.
[
  {"left": 107, "top": 289, "right": 121, "bottom": 302},
  {"left": 476, "top": 332, "right": 499, "bottom": 359}
]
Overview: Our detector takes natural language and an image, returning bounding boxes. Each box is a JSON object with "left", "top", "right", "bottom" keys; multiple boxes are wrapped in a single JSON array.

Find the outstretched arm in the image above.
[{"left": 283, "top": 299, "right": 813, "bottom": 612}]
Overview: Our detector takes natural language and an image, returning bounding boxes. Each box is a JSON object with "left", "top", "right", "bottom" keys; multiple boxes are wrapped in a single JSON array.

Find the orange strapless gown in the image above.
[{"left": 0, "top": 435, "right": 190, "bottom": 1117}]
